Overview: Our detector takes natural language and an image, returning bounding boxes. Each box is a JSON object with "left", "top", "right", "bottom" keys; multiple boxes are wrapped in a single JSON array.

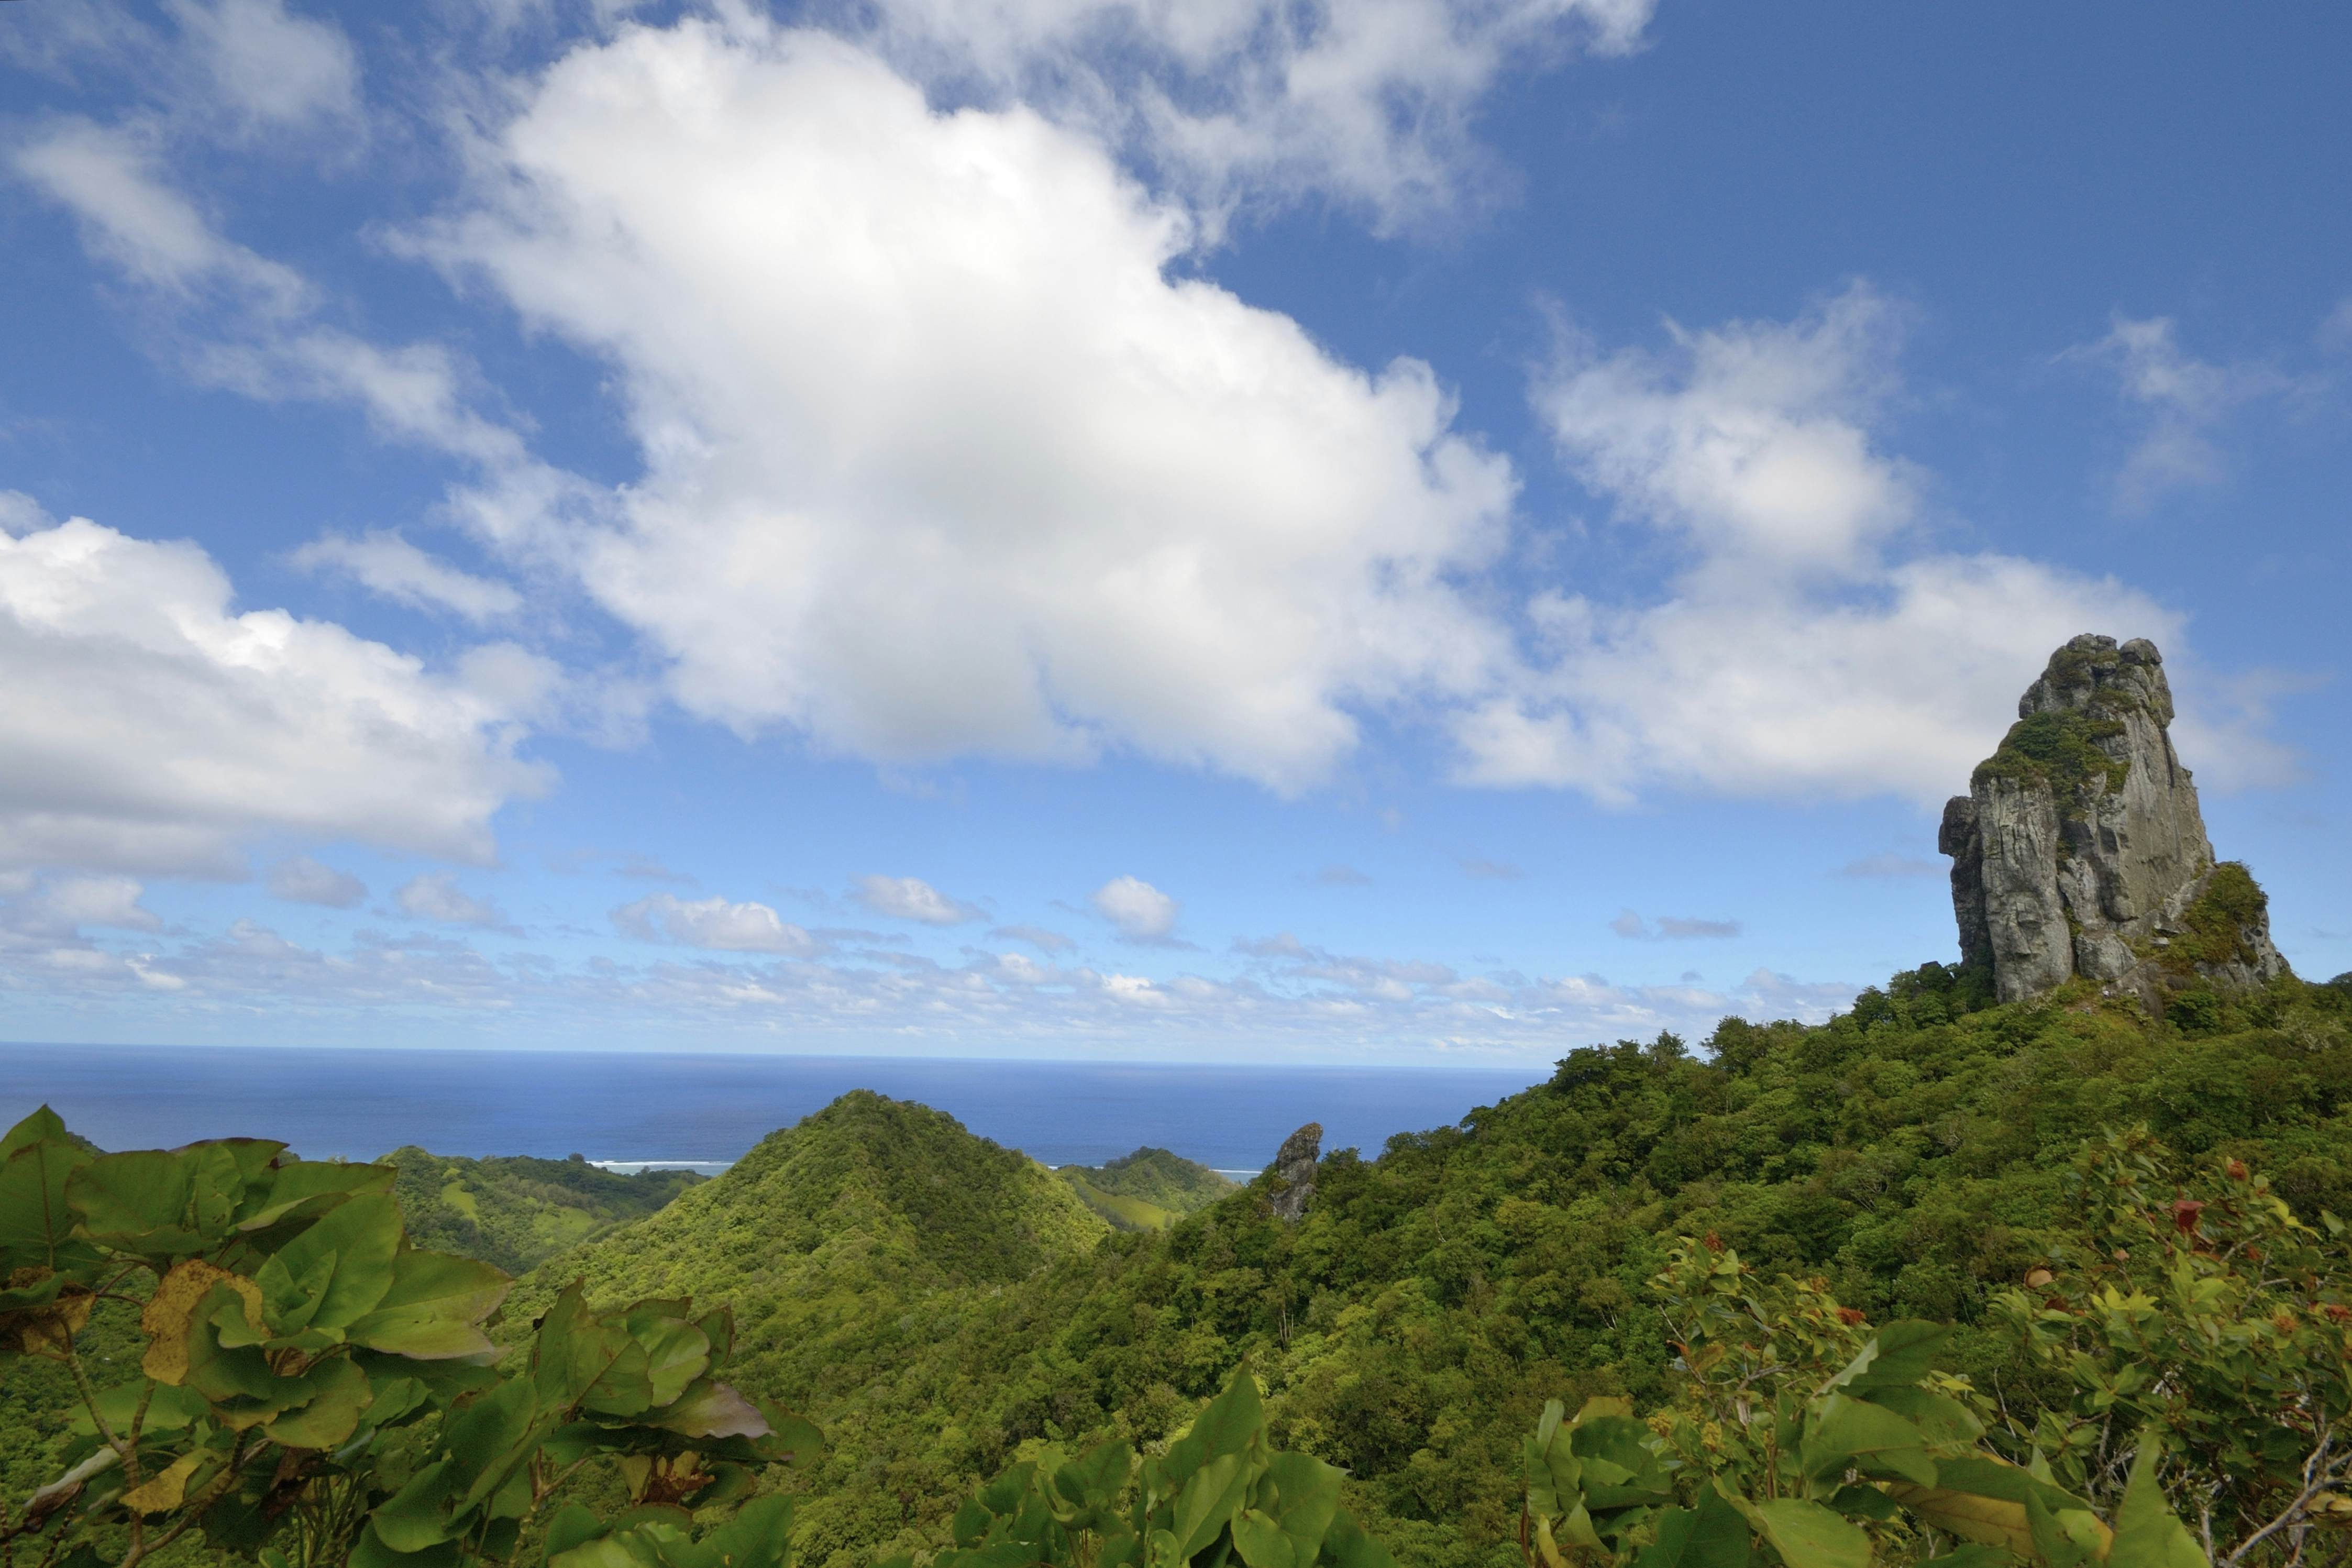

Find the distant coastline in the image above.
[{"left": 1, "top": 1041, "right": 1542, "bottom": 1173}]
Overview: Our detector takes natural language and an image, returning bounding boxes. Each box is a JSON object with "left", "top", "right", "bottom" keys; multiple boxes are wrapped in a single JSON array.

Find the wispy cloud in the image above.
[
  {"left": 1611, "top": 910, "right": 1741, "bottom": 940},
  {"left": 851, "top": 875, "right": 984, "bottom": 926},
  {"left": 2060, "top": 315, "right": 2310, "bottom": 512}
]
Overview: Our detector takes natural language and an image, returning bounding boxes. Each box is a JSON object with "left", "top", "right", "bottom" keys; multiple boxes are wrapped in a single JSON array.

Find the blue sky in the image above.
[{"left": 1, "top": 0, "right": 2345, "bottom": 1064}]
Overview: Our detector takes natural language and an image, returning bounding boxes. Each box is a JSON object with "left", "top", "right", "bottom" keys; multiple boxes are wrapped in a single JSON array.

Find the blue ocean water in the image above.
[{"left": 0, "top": 1044, "right": 1546, "bottom": 1173}]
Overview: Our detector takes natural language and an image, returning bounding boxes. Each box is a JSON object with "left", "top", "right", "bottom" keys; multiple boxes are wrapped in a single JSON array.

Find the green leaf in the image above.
[
  {"left": 1856, "top": 1387, "right": 1984, "bottom": 1448},
  {"left": 369, "top": 1461, "right": 459, "bottom": 1553},
  {"left": 648, "top": 1378, "right": 769, "bottom": 1439},
  {"left": 1173, "top": 1453, "right": 1253, "bottom": 1561},
  {"left": 2024, "top": 1493, "right": 2106, "bottom": 1568},
  {"left": 1318, "top": 1509, "right": 1397, "bottom": 1568},
  {"left": 1256, "top": 1451, "right": 1343, "bottom": 1567},
  {"left": 236, "top": 1160, "right": 392, "bottom": 1233},
  {"left": 1749, "top": 1499, "right": 1871, "bottom": 1568},
  {"left": 69, "top": 1150, "right": 208, "bottom": 1254},
  {"left": 545, "top": 1503, "right": 606, "bottom": 1561},
  {"left": 1233, "top": 1508, "right": 1295, "bottom": 1568},
  {"left": 700, "top": 1493, "right": 798, "bottom": 1568},
  {"left": 69, "top": 1379, "right": 210, "bottom": 1437},
  {"left": 1804, "top": 1395, "right": 1938, "bottom": 1486},
  {"left": 1634, "top": 1488, "right": 1751, "bottom": 1568},
  {"left": 2108, "top": 1442, "right": 2207, "bottom": 1568},
  {"left": 1828, "top": 1321, "right": 1950, "bottom": 1395},
  {"left": 262, "top": 1355, "right": 376, "bottom": 1449},
  {"left": 347, "top": 1250, "right": 512, "bottom": 1360},
  {"left": 262, "top": 1192, "right": 401, "bottom": 1333},
  {"left": 0, "top": 1110, "right": 96, "bottom": 1276},
  {"left": 626, "top": 1308, "right": 712, "bottom": 1408},
  {"left": 1065, "top": 1436, "right": 1139, "bottom": 1505},
  {"left": 535, "top": 1285, "right": 638, "bottom": 1408},
  {"left": 1168, "top": 1365, "right": 1266, "bottom": 1483},
  {"left": 443, "top": 1375, "right": 544, "bottom": 1508}
]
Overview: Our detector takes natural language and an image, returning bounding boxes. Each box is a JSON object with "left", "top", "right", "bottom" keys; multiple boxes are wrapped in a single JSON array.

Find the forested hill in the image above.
[
  {"left": 1056, "top": 1146, "right": 1236, "bottom": 1228},
  {"left": 382, "top": 1146, "right": 700, "bottom": 1273},
  {"left": 533, "top": 966, "right": 2352, "bottom": 1568}
]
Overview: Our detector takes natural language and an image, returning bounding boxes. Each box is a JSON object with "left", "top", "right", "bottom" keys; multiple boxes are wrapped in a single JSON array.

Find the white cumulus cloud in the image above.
[
  {"left": 421, "top": 18, "right": 1514, "bottom": 793},
  {"left": 1459, "top": 285, "right": 2188, "bottom": 807},
  {"left": 611, "top": 892, "right": 819, "bottom": 955},
  {"left": 1091, "top": 875, "right": 1179, "bottom": 942},
  {"left": 0, "top": 505, "right": 550, "bottom": 875}
]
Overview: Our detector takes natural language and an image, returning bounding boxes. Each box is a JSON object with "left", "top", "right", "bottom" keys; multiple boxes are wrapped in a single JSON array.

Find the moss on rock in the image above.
[{"left": 1972, "top": 708, "right": 2130, "bottom": 799}]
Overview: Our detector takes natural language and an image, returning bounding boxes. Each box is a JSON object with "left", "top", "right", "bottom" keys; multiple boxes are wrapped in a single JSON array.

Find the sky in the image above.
[{"left": 0, "top": 0, "right": 2346, "bottom": 1066}]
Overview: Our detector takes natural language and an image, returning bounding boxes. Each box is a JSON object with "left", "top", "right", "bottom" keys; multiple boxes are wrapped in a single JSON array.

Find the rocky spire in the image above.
[
  {"left": 1267, "top": 1122, "right": 1321, "bottom": 1222},
  {"left": 1938, "top": 634, "right": 2288, "bottom": 1008}
]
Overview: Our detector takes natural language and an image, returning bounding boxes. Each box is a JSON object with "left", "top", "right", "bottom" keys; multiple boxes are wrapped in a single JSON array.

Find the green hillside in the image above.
[
  {"left": 383, "top": 1146, "right": 702, "bottom": 1272},
  {"left": 527, "top": 965, "right": 2352, "bottom": 1568},
  {"left": 1055, "top": 1146, "right": 1235, "bottom": 1229},
  {"left": 505, "top": 1090, "right": 1112, "bottom": 1568}
]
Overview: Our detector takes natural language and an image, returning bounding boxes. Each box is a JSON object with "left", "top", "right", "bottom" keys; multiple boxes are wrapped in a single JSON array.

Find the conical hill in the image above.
[{"left": 509, "top": 1090, "right": 1108, "bottom": 1405}]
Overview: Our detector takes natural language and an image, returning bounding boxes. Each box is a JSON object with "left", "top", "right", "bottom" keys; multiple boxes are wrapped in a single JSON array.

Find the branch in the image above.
[{"left": 2223, "top": 1435, "right": 2340, "bottom": 1568}]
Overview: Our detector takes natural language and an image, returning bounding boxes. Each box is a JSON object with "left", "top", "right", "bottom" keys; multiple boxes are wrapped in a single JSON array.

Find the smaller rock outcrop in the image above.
[
  {"left": 1940, "top": 634, "right": 2288, "bottom": 1009},
  {"left": 1267, "top": 1122, "right": 1321, "bottom": 1222}
]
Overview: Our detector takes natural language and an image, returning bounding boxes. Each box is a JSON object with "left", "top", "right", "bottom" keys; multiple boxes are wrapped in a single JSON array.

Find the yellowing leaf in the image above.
[
  {"left": 141, "top": 1260, "right": 262, "bottom": 1385},
  {"left": 1880, "top": 1483, "right": 2036, "bottom": 1557},
  {"left": 120, "top": 1453, "right": 202, "bottom": 1515}
]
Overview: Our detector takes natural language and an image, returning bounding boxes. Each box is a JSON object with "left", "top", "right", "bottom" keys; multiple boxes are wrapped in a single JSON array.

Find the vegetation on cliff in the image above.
[
  {"left": 383, "top": 1150, "right": 700, "bottom": 1275},
  {"left": 11, "top": 969, "right": 2352, "bottom": 1568},
  {"left": 475, "top": 969, "right": 2352, "bottom": 1568},
  {"left": 1055, "top": 1149, "right": 1236, "bottom": 1231}
]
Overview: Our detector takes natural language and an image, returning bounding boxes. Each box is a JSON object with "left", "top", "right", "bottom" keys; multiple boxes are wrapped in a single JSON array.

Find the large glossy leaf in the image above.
[
  {"left": 261, "top": 1355, "right": 376, "bottom": 1449},
  {"left": 0, "top": 1109, "right": 96, "bottom": 1276},
  {"left": 1167, "top": 1365, "right": 1266, "bottom": 1483},
  {"left": 627, "top": 1309, "right": 712, "bottom": 1408},
  {"left": 1747, "top": 1499, "right": 1871, "bottom": 1568},
  {"left": 443, "top": 1375, "right": 544, "bottom": 1508},
  {"left": 649, "top": 1378, "right": 768, "bottom": 1440},
  {"left": 260, "top": 1191, "right": 401, "bottom": 1334},
  {"left": 1634, "top": 1488, "right": 1751, "bottom": 1568},
  {"left": 1884, "top": 1456, "right": 2104, "bottom": 1560},
  {"left": 2107, "top": 1444, "right": 2207, "bottom": 1568},
  {"left": 1172, "top": 1452, "right": 1253, "bottom": 1561},
  {"left": 1804, "top": 1394, "right": 1938, "bottom": 1485},
  {"left": 1855, "top": 1386, "right": 1984, "bottom": 1448},
  {"left": 697, "top": 1493, "right": 799, "bottom": 1568},
  {"left": 346, "top": 1249, "right": 511, "bottom": 1360},
  {"left": 1255, "top": 1450, "right": 1343, "bottom": 1568},
  {"left": 368, "top": 1462, "right": 459, "bottom": 1553},
  {"left": 1319, "top": 1509, "right": 1398, "bottom": 1568},
  {"left": 70, "top": 1150, "right": 208, "bottom": 1254},
  {"left": 234, "top": 1158, "right": 389, "bottom": 1232},
  {"left": 1827, "top": 1322, "right": 1950, "bottom": 1395},
  {"left": 536, "top": 1286, "right": 640, "bottom": 1410}
]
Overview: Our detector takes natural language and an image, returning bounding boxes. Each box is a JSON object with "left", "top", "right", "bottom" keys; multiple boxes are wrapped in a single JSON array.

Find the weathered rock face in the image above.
[
  {"left": 1940, "top": 634, "right": 2289, "bottom": 1007},
  {"left": 1267, "top": 1122, "right": 1321, "bottom": 1222}
]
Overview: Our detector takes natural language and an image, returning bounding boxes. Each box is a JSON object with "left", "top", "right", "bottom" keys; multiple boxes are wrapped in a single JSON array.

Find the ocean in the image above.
[{"left": 0, "top": 1044, "right": 1548, "bottom": 1175}]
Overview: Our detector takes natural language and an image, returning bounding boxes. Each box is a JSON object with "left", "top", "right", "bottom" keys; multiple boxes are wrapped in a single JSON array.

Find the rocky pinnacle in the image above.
[
  {"left": 1268, "top": 1122, "right": 1321, "bottom": 1222},
  {"left": 1938, "top": 634, "right": 2288, "bottom": 1008}
]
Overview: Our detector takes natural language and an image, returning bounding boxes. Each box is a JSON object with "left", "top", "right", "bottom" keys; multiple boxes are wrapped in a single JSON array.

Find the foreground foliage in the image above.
[
  {"left": 384, "top": 1152, "right": 699, "bottom": 1277},
  {"left": 0, "top": 1108, "right": 815, "bottom": 1568},
  {"left": 11, "top": 967, "right": 2352, "bottom": 1568}
]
